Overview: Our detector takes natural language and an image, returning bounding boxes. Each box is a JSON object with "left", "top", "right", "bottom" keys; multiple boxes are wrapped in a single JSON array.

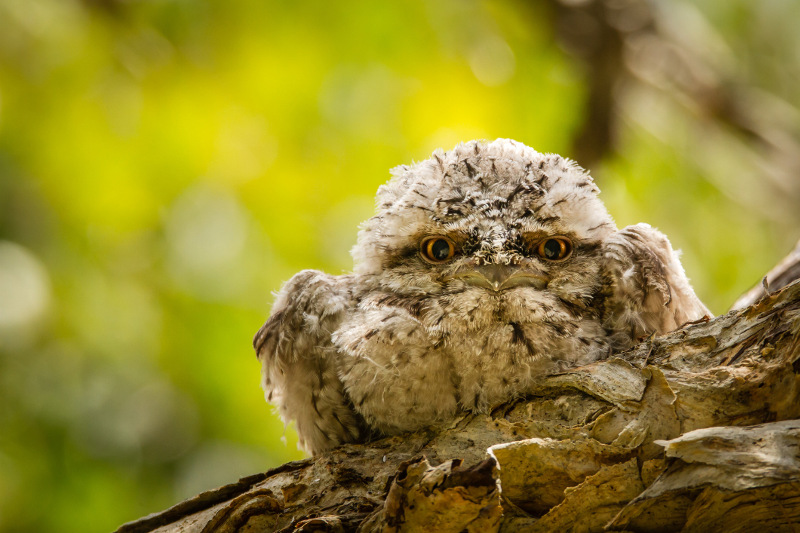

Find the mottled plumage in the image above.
[{"left": 254, "top": 139, "right": 709, "bottom": 454}]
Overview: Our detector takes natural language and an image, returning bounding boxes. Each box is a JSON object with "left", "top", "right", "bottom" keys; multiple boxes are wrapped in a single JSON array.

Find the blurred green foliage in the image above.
[{"left": 0, "top": 1, "right": 798, "bottom": 531}]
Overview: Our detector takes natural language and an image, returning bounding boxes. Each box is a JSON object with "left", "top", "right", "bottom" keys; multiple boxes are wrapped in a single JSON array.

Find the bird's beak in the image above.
[{"left": 449, "top": 264, "right": 548, "bottom": 292}]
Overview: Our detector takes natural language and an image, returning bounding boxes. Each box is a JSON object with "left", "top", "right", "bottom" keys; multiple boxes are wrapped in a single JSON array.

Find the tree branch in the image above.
[{"left": 115, "top": 267, "right": 800, "bottom": 532}]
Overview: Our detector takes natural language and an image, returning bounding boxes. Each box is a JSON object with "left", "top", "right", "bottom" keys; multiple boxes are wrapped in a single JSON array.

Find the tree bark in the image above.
[{"left": 115, "top": 243, "right": 800, "bottom": 533}]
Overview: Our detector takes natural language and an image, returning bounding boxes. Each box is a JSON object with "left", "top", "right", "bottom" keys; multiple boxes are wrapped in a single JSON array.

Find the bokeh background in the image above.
[{"left": 1, "top": 0, "right": 799, "bottom": 531}]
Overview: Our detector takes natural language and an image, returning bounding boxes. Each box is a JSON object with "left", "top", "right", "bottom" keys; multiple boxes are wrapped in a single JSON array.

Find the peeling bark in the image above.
[{"left": 115, "top": 276, "right": 800, "bottom": 533}]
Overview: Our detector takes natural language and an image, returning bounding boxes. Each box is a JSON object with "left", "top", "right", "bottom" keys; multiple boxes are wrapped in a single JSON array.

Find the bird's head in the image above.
[{"left": 352, "top": 139, "right": 618, "bottom": 311}]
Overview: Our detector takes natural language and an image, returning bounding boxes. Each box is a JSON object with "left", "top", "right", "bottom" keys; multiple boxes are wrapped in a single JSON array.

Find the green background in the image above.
[{"left": 1, "top": 1, "right": 798, "bottom": 531}]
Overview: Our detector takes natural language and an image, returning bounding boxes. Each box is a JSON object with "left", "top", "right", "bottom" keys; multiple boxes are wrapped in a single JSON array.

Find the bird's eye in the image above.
[
  {"left": 536, "top": 237, "right": 573, "bottom": 261},
  {"left": 420, "top": 236, "right": 456, "bottom": 264}
]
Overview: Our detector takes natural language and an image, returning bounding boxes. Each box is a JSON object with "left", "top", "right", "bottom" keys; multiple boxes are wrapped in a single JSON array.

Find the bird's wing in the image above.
[
  {"left": 599, "top": 223, "right": 710, "bottom": 348},
  {"left": 254, "top": 270, "right": 365, "bottom": 454}
]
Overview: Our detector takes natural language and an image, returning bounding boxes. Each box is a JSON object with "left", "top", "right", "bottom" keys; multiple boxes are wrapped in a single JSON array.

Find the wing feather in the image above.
[
  {"left": 600, "top": 224, "right": 710, "bottom": 349},
  {"left": 254, "top": 270, "right": 365, "bottom": 454}
]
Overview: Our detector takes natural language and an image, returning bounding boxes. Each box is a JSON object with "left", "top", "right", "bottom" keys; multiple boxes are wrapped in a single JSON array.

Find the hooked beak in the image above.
[{"left": 448, "top": 264, "right": 548, "bottom": 292}]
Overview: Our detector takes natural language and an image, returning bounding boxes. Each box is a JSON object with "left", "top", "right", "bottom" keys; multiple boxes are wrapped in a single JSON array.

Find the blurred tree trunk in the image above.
[
  {"left": 549, "top": 0, "right": 800, "bottom": 222},
  {"left": 115, "top": 241, "right": 800, "bottom": 532}
]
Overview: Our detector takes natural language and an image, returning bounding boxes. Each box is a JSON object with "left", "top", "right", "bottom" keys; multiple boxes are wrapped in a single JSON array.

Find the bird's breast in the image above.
[{"left": 333, "top": 295, "right": 605, "bottom": 434}]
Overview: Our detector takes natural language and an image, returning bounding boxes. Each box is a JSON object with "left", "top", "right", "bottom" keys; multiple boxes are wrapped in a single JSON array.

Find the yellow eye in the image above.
[
  {"left": 536, "top": 237, "right": 573, "bottom": 261},
  {"left": 420, "top": 236, "right": 456, "bottom": 264}
]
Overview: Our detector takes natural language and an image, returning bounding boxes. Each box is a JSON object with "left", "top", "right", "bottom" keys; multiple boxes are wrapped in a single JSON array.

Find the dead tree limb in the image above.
[
  {"left": 115, "top": 251, "right": 800, "bottom": 532},
  {"left": 733, "top": 238, "right": 800, "bottom": 311}
]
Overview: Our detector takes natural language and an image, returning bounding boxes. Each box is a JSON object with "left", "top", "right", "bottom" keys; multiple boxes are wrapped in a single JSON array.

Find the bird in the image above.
[{"left": 254, "top": 138, "right": 710, "bottom": 455}]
